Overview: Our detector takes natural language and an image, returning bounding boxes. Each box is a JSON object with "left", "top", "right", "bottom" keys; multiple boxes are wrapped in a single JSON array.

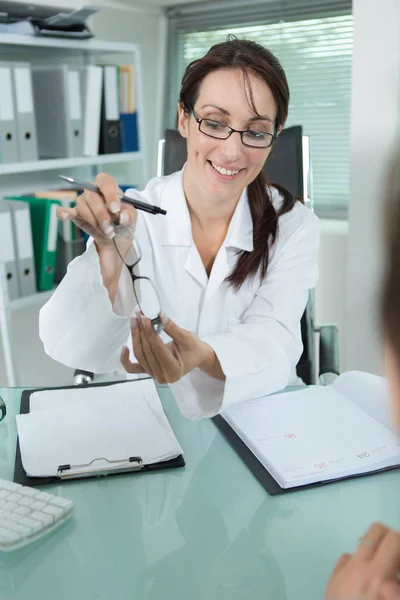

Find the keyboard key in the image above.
[
  {"left": 0, "top": 519, "right": 29, "bottom": 536},
  {"left": 30, "top": 511, "right": 53, "bottom": 526},
  {"left": 13, "top": 506, "right": 31, "bottom": 517},
  {"left": 19, "top": 517, "right": 43, "bottom": 535},
  {"left": 8, "top": 493, "right": 23, "bottom": 504},
  {"left": 19, "top": 486, "right": 39, "bottom": 498},
  {"left": 43, "top": 505, "right": 62, "bottom": 517},
  {"left": 17, "top": 497, "right": 33, "bottom": 508},
  {"left": 49, "top": 496, "right": 74, "bottom": 510},
  {"left": 35, "top": 492, "right": 54, "bottom": 504},
  {"left": 31, "top": 500, "right": 46, "bottom": 511},
  {"left": 0, "top": 528, "right": 19, "bottom": 546},
  {"left": 0, "top": 481, "right": 21, "bottom": 492}
]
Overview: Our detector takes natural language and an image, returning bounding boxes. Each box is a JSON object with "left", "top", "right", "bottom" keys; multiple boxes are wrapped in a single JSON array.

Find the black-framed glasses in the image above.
[
  {"left": 191, "top": 108, "right": 277, "bottom": 149},
  {"left": 113, "top": 231, "right": 163, "bottom": 334}
]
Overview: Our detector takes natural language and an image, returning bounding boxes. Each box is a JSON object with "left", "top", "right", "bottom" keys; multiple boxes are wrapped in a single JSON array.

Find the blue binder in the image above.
[{"left": 120, "top": 112, "right": 139, "bottom": 152}]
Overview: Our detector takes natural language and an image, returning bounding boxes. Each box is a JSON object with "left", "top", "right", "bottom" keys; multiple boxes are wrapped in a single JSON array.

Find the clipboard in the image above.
[
  {"left": 212, "top": 414, "right": 400, "bottom": 495},
  {"left": 14, "top": 379, "right": 185, "bottom": 487}
]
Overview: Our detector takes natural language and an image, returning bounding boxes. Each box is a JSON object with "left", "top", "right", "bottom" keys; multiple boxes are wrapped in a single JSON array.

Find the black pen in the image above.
[{"left": 58, "top": 175, "right": 167, "bottom": 216}]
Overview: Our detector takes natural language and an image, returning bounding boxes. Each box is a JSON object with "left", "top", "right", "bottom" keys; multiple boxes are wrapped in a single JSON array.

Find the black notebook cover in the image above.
[
  {"left": 14, "top": 379, "right": 185, "bottom": 487},
  {"left": 212, "top": 414, "right": 400, "bottom": 495}
]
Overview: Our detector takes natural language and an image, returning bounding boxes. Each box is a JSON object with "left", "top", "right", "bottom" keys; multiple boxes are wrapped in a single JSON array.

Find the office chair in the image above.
[{"left": 74, "top": 126, "right": 339, "bottom": 386}]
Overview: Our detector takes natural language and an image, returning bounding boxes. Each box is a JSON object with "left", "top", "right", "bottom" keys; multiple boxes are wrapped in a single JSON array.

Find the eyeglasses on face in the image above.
[{"left": 191, "top": 107, "right": 277, "bottom": 149}]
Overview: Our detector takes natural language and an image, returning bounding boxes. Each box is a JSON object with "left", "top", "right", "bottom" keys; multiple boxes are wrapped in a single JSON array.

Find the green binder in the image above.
[{"left": 5, "top": 196, "right": 61, "bottom": 291}]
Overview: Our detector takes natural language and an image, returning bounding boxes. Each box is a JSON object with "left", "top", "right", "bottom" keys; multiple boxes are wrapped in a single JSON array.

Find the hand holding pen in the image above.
[{"left": 56, "top": 173, "right": 166, "bottom": 252}]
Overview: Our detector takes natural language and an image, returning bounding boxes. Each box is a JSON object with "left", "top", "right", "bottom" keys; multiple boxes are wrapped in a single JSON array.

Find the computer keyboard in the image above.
[{"left": 0, "top": 478, "right": 74, "bottom": 551}]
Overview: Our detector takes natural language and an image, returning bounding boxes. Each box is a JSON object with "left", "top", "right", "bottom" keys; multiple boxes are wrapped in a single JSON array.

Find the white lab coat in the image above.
[{"left": 39, "top": 169, "right": 320, "bottom": 419}]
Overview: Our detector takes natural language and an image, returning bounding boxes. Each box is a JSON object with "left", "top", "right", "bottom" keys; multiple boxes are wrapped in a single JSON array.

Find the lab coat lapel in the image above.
[
  {"left": 184, "top": 245, "right": 208, "bottom": 288},
  {"left": 205, "top": 189, "right": 254, "bottom": 300},
  {"left": 204, "top": 247, "right": 231, "bottom": 300},
  {"left": 158, "top": 170, "right": 208, "bottom": 288}
]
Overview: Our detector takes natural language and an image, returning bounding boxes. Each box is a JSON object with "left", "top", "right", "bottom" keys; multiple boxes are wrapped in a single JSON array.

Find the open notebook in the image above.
[
  {"left": 15, "top": 379, "right": 184, "bottom": 482},
  {"left": 216, "top": 371, "right": 400, "bottom": 492}
]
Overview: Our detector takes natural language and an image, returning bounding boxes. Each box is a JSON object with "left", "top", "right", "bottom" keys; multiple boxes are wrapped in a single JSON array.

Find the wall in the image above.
[
  {"left": 315, "top": 220, "right": 348, "bottom": 371},
  {"left": 345, "top": 0, "right": 400, "bottom": 374}
]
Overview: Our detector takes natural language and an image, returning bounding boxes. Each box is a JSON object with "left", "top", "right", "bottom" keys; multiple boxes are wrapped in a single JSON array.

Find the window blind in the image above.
[{"left": 166, "top": 0, "right": 353, "bottom": 216}]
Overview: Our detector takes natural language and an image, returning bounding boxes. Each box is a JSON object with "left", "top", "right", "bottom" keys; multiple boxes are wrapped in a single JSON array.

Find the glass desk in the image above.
[{"left": 0, "top": 385, "right": 399, "bottom": 600}]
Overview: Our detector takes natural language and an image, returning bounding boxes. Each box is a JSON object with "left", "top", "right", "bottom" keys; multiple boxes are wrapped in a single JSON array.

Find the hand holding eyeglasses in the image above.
[{"left": 120, "top": 313, "right": 220, "bottom": 384}]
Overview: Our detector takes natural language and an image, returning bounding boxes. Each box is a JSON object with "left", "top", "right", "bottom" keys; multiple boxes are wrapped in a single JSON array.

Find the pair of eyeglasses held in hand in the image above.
[
  {"left": 59, "top": 174, "right": 164, "bottom": 334},
  {"left": 113, "top": 235, "right": 164, "bottom": 335}
]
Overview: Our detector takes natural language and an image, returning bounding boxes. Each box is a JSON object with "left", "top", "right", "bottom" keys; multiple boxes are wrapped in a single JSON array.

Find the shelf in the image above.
[
  {"left": 0, "top": 33, "right": 138, "bottom": 54},
  {"left": 10, "top": 290, "right": 55, "bottom": 312},
  {"left": 0, "top": 152, "right": 143, "bottom": 175}
]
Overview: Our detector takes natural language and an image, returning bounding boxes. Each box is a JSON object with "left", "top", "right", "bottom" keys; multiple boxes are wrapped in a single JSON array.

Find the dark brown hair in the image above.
[
  {"left": 381, "top": 149, "right": 400, "bottom": 361},
  {"left": 178, "top": 37, "right": 296, "bottom": 290}
]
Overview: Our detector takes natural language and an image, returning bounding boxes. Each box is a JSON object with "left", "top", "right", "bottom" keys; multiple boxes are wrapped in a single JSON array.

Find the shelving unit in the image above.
[
  {"left": 0, "top": 32, "right": 148, "bottom": 387},
  {"left": 0, "top": 151, "right": 143, "bottom": 175}
]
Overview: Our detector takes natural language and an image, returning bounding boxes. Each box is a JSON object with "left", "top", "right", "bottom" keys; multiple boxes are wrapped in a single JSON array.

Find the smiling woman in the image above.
[{"left": 39, "top": 38, "right": 320, "bottom": 420}]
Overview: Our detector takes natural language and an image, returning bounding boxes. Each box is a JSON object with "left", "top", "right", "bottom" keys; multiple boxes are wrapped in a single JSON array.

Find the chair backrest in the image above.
[
  {"left": 263, "top": 125, "right": 304, "bottom": 199},
  {"left": 158, "top": 126, "right": 315, "bottom": 384},
  {"left": 161, "top": 129, "right": 188, "bottom": 176}
]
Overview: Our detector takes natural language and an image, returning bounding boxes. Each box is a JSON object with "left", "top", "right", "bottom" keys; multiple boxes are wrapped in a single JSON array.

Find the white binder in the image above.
[
  {"left": 0, "top": 62, "right": 19, "bottom": 164},
  {"left": 82, "top": 65, "right": 103, "bottom": 156},
  {"left": 12, "top": 63, "right": 39, "bottom": 162},
  {"left": 0, "top": 203, "right": 19, "bottom": 300},
  {"left": 6, "top": 200, "right": 36, "bottom": 297},
  {"left": 31, "top": 65, "right": 84, "bottom": 158},
  {"left": 67, "top": 68, "right": 84, "bottom": 156}
]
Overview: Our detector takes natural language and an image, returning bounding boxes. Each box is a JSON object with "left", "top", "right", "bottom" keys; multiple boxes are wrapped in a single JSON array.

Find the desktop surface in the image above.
[{"left": 0, "top": 385, "right": 399, "bottom": 600}]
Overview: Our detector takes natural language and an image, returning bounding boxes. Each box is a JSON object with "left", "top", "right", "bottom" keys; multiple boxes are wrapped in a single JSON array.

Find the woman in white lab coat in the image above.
[{"left": 39, "top": 38, "right": 319, "bottom": 420}]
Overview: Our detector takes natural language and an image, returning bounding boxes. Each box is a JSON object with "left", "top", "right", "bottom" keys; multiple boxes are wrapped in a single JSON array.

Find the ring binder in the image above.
[{"left": 58, "top": 456, "right": 143, "bottom": 480}]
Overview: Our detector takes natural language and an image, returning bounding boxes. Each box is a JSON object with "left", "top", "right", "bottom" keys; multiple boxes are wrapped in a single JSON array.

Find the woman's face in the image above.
[{"left": 178, "top": 68, "right": 279, "bottom": 204}]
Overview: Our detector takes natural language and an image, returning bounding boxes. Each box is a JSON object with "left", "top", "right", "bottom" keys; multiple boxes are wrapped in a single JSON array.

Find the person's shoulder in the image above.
[
  {"left": 269, "top": 185, "right": 319, "bottom": 230},
  {"left": 268, "top": 185, "right": 320, "bottom": 249}
]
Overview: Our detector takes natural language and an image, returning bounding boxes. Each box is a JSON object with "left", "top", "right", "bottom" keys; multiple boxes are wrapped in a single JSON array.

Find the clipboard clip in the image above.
[{"left": 57, "top": 456, "right": 143, "bottom": 480}]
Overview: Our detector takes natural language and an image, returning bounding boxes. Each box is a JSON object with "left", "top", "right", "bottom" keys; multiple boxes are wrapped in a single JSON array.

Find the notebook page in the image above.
[
  {"left": 29, "top": 380, "right": 179, "bottom": 450},
  {"left": 222, "top": 387, "right": 400, "bottom": 489},
  {"left": 16, "top": 393, "right": 182, "bottom": 477},
  {"left": 331, "top": 371, "right": 395, "bottom": 432}
]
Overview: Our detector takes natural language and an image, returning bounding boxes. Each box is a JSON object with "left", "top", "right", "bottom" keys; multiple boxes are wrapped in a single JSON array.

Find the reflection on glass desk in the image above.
[{"left": 0, "top": 385, "right": 399, "bottom": 600}]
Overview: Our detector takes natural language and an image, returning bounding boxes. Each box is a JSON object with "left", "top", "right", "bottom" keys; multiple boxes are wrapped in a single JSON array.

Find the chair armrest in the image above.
[
  {"left": 318, "top": 325, "right": 340, "bottom": 383},
  {"left": 73, "top": 369, "right": 94, "bottom": 386}
]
